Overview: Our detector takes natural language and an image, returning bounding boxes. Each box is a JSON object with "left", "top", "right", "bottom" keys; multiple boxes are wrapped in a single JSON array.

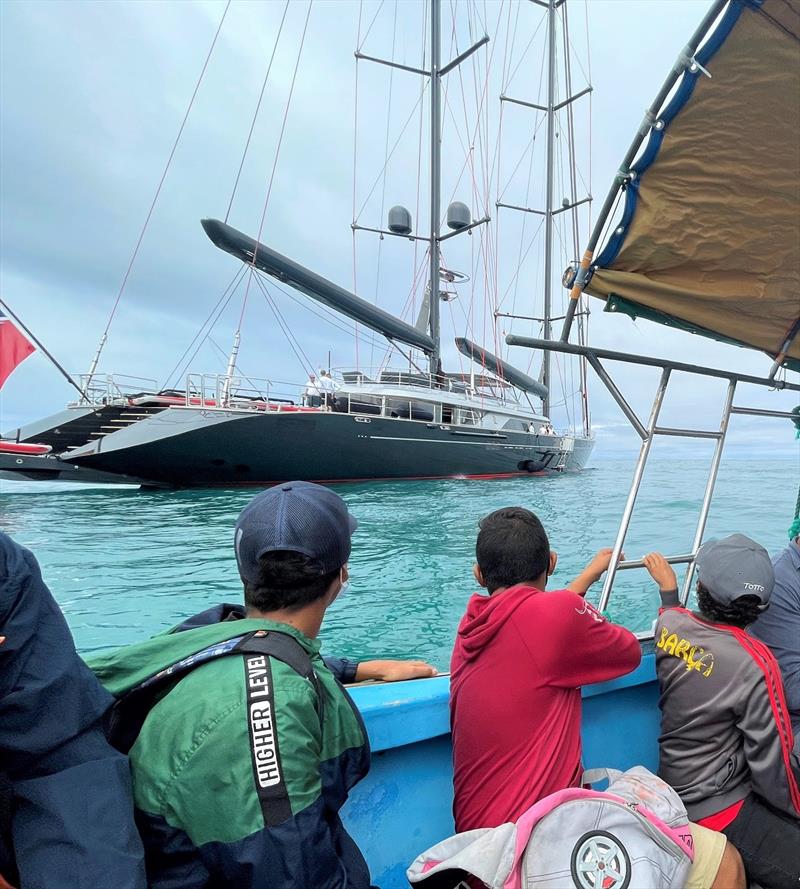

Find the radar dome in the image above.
[
  {"left": 446, "top": 201, "right": 471, "bottom": 231},
  {"left": 388, "top": 205, "right": 412, "bottom": 235}
]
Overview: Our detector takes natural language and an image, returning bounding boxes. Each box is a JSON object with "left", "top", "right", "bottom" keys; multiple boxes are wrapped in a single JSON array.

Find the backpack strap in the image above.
[
  {"left": 235, "top": 630, "right": 325, "bottom": 726},
  {"left": 581, "top": 768, "right": 617, "bottom": 786},
  {"left": 107, "top": 629, "right": 324, "bottom": 754}
]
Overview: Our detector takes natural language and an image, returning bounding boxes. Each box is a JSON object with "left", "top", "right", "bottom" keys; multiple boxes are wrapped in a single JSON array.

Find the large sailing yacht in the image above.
[{"left": 1, "top": 0, "right": 595, "bottom": 487}]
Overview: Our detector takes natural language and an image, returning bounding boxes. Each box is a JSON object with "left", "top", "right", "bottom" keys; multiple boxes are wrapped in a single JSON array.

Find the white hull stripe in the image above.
[{"left": 368, "top": 435, "right": 551, "bottom": 450}]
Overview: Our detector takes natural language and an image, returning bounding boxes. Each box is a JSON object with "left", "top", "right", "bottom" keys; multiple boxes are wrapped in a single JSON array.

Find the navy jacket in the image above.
[
  {"left": 751, "top": 541, "right": 800, "bottom": 734},
  {"left": 0, "top": 532, "right": 145, "bottom": 889}
]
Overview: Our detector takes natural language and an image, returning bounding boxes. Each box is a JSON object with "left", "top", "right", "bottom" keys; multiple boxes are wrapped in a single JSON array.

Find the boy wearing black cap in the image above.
[
  {"left": 644, "top": 535, "right": 800, "bottom": 889},
  {"left": 91, "top": 482, "right": 434, "bottom": 889}
]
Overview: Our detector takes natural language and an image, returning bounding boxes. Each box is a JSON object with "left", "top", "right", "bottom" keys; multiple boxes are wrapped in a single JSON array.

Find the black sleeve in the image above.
[
  {"left": 659, "top": 588, "right": 680, "bottom": 608},
  {"left": 322, "top": 656, "right": 359, "bottom": 684}
]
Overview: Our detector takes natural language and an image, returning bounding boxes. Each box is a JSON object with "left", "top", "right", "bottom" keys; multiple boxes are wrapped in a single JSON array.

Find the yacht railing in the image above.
[
  {"left": 331, "top": 366, "right": 519, "bottom": 403},
  {"left": 174, "top": 372, "right": 525, "bottom": 428},
  {"left": 76, "top": 373, "right": 159, "bottom": 405},
  {"left": 70, "top": 370, "right": 539, "bottom": 431}
]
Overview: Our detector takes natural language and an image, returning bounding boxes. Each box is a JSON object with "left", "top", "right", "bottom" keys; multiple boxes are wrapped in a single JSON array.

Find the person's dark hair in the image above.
[
  {"left": 696, "top": 583, "right": 762, "bottom": 628},
  {"left": 244, "top": 550, "right": 340, "bottom": 612},
  {"left": 476, "top": 507, "right": 550, "bottom": 594}
]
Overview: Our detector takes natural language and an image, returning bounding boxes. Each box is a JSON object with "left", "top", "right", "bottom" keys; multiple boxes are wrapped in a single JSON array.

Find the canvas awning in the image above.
[{"left": 585, "top": 0, "right": 800, "bottom": 371}]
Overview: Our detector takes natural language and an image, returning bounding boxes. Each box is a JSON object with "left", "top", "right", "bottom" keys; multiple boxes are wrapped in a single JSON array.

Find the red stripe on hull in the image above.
[{"left": 193, "top": 470, "right": 551, "bottom": 488}]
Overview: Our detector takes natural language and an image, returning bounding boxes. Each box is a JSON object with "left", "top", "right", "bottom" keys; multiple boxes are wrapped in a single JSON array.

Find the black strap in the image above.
[
  {"left": 107, "top": 630, "right": 324, "bottom": 754},
  {"left": 235, "top": 631, "right": 325, "bottom": 726}
]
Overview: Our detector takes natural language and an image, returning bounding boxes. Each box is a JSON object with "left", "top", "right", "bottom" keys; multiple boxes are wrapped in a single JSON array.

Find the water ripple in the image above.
[{"left": 1, "top": 458, "right": 796, "bottom": 668}]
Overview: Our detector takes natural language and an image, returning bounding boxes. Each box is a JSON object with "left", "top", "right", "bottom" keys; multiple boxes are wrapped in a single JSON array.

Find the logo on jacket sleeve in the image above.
[{"left": 575, "top": 600, "right": 605, "bottom": 623}]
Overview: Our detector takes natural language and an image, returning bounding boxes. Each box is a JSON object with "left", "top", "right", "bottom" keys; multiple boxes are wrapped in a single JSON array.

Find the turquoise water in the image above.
[{"left": 1, "top": 457, "right": 797, "bottom": 670}]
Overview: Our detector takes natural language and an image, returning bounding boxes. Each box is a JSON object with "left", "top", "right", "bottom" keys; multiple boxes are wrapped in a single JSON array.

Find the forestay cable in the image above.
[
  {"left": 232, "top": 0, "right": 313, "bottom": 343},
  {"left": 89, "top": 0, "right": 231, "bottom": 377},
  {"left": 225, "top": 0, "right": 292, "bottom": 223}
]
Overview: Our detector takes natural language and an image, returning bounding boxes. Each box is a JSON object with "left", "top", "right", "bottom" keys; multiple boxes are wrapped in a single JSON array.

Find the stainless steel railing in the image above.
[{"left": 76, "top": 373, "right": 159, "bottom": 404}]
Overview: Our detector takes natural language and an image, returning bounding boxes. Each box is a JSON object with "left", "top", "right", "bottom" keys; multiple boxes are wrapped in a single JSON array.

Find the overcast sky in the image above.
[{"left": 1, "top": 0, "right": 798, "bottom": 461}]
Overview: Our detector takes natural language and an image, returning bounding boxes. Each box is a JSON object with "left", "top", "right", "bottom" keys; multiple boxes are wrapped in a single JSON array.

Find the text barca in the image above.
[{"left": 657, "top": 626, "right": 715, "bottom": 677}]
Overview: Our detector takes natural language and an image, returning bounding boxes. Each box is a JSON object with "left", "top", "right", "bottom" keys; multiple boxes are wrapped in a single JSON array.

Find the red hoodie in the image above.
[{"left": 450, "top": 584, "right": 642, "bottom": 832}]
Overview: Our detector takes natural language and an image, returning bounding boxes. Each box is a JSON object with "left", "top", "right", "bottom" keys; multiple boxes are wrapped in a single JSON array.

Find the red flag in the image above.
[{"left": 0, "top": 309, "right": 35, "bottom": 389}]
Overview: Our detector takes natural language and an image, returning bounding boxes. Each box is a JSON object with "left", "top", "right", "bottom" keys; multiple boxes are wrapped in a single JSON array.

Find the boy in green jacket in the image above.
[{"left": 90, "top": 482, "right": 434, "bottom": 888}]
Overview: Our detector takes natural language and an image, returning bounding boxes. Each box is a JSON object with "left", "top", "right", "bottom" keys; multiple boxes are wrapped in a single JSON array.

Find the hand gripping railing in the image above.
[{"left": 505, "top": 335, "right": 800, "bottom": 613}]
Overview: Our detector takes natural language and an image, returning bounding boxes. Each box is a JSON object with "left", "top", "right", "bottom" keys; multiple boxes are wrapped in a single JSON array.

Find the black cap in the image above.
[{"left": 234, "top": 482, "right": 358, "bottom": 584}]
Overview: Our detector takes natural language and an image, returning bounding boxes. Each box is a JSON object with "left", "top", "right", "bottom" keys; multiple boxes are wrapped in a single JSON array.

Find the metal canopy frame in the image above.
[{"left": 506, "top": 334, "right": 800, "bottom": 613}]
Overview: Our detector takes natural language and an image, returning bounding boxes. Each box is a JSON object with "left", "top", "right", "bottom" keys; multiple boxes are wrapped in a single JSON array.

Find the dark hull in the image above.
[{"left": 63, "top": 408, "right": 594, "bottom": 487}]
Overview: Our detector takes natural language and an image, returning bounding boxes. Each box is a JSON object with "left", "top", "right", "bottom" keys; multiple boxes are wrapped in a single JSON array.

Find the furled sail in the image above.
[
  {"left": 584, "top": 0, "right": 800, "bottom": 371},
  {"left": 455, "top": 337, "right": 548, "bottom": 399},
  {"left": 202, "top": 219, "right": 436, "bottom": 354}
]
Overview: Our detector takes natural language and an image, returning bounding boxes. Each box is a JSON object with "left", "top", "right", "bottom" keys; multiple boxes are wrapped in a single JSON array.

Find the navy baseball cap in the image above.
[
  {"left": 695, "top": 533, "right": 774, "bottom": 609},
  {"left": 234, "top": 481, "right": 358, "bottom": 584}
]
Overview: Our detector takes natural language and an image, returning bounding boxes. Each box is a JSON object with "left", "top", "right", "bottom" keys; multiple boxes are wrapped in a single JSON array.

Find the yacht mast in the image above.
[
  {"left": 498, "top": 0, "right": 592, "bottom": 423},
  {"left": 541, "top": 0, "right": 557, "bottom": 419},
  {"left": 428, "top": 0, "right": 442, "bottom": 377}
]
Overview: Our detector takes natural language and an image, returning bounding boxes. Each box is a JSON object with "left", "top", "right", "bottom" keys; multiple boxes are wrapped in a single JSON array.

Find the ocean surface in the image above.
[{"left": 1, "top": 457, "right": 797, "bottom": 670}]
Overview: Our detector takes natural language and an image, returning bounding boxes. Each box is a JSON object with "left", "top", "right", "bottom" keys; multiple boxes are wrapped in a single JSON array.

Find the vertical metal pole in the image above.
[
  {"left": 559, "top": 2, "right": 590, "bottom": 438},
  {"left": 85, "top": 333, "right": 107, "bottom": 400},
  {"left": 540, "top": 0, "right": 557, "bottom": 418},
  {"left": 598, "top": 368, "right": 671, "bottom": 611},
  {"left": 221, "top": 330, "right": 241, "bottom": 407},
  {"left": 680, "top": 379, "right": 736, "bottom": 604},
  {"left": 428, "top": 0, "right": 442, "bottom": 377}
]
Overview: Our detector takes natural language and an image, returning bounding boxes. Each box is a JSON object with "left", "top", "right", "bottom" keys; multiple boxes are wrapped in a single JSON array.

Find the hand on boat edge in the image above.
[{"left": 354, "top": 659, "right": 438, "bottom": 682}]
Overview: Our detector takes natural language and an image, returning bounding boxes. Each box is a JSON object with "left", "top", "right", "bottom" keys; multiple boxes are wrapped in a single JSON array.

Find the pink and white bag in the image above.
[{"left": 407, "top": 766, "right": 694, "bottom": 889}]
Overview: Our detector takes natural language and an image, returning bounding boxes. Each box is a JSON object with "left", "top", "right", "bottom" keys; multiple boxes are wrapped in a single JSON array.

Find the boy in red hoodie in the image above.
[
  {"left": 449, "top": 507, "right": 744, "bottom": 889},
  {"left": 450, "top": 506, "right": 642, "bottom": 832}
]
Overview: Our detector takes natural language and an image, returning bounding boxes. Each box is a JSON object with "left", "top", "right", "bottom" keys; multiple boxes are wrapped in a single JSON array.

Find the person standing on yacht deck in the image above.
[
  {"left": 645, "top": 537, "right": 800, "bottom": 889},
  {"left": 750, "top": 524, "right": 800, "bottom": 736},
  {"left": 319, "top": 370, "right": 337, "bottom": 408},
  {"left": 303, "top": 373, "right": 321, "bottom": 407}
]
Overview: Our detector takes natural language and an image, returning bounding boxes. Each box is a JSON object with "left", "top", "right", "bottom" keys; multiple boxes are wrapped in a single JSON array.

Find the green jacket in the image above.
[{"left": 89, "top": 617, "right": 371, "bottom": 888}]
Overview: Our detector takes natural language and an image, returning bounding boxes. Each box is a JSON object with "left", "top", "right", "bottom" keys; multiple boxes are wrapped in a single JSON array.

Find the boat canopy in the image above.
[
  {"left": 455, "top": 337, "right": 548, "bottom": 400},
  {"left": 202, "top": 219, "right": 436, "bottom": 354},
  {"left": 584, "top": 0, "right": 800, "bottom": 372}
]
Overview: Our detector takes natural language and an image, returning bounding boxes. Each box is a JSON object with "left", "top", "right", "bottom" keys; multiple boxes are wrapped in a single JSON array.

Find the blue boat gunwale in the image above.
[{"left": 348, "top": 639, "right": 657, "bottom": 752}]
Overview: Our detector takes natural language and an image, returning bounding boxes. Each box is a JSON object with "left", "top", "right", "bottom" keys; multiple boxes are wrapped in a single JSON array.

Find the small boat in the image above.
[
  {"left": 338, "top": 0, "right": 800, "bottom": 882},
  {"left": 0, "top": 441, "right": 51, "bottom": 456}
]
